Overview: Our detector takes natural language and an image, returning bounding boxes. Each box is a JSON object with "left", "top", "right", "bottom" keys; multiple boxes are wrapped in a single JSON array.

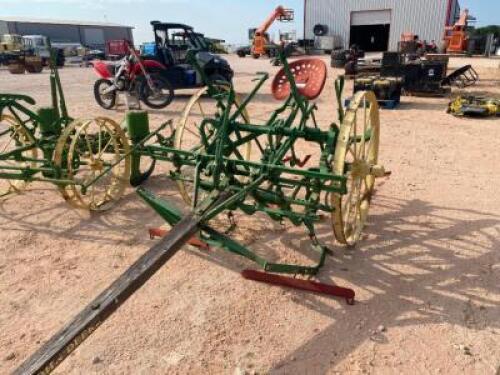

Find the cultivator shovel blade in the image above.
[{"left": 242, "top": 269, "right": 355, "bottom": 305}]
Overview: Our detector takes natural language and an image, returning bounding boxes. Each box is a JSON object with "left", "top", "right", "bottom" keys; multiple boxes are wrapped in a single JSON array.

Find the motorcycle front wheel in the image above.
[
  {"left": 94, "top": 79, "right": 116, "bottom": 110},
  {"left": 140, "top": 75, "right": 174, "bottom": 109}
]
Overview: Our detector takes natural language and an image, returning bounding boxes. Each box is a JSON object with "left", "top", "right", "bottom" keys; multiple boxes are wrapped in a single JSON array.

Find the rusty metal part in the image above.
[
  {"left": 149, "top": 227, "right": 210, "bottom": 250},
  {"left": 242, "top": 269, "right": 355, "bottom": 305}
]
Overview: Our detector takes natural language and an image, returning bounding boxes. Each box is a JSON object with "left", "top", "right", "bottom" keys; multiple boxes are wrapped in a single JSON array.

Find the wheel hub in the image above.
[
  {"left": 90, "top": 159, "right": 104, "bottom": 171},
  {"left": 350, "top": 160, "right": 370, "bottom": 178}
]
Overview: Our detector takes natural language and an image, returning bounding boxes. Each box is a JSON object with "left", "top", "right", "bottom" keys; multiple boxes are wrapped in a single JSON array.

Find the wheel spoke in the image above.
[
  {"left": 361, "top": 99, "right": 368, "bottom": 159},
  {"left": 96, "top": 136, "right": 114, "bottom": 159},
  {"left": 352, "top": 113, "right": 357, "bottom": 159},
  {"left": 98, "top": 123, "right": 103, "bottom": 156},
  {"left": 83, "top": 128, "right": 95, "bottom": 162},
  {"left": 184, "top": 124, "right": 201, "bottom": 139},
  {"left": 197, "top": 101, "right": 206, "bottom": 118}
]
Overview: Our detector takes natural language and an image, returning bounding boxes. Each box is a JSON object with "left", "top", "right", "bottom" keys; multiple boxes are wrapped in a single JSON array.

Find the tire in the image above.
[
  {"left": 313, "top": 24, "right": 328, "bottom": 36},
  {"left": 94, "top": 79, "right": 116, "bottom": 110},
  {"left": 207, "top": 73, "right": 232, "bottom": 88},
  {"left": 26, "top": 63, "right": 43, "bottom": 73},
  {"left": 8, "top": 63, "right": 25, "bottom": 74},
  {"left": 237, "top": 50, "right": 246, "bottom": 58},
  {"left": 345, "top": 61, "right": 357, "bottom": 75},
  {"left": 331, "top": 59, "right": 346, "bottom": 68},
  {"left": 140, "top": 74, "right": 174, "bottom": 109},
  {"left": 331, "top": 50, "right": 347, "bottom": 60},
  {"left": 331, "top": 50, "right": 347, "bottom": 68},
  {"left": 252, "top": 54, "right": 260, "bottom": 59}
]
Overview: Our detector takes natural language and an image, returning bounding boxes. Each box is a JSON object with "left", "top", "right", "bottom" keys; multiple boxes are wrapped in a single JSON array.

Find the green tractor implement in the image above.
[
  {"left": 13, "top": 50, "right": 387, "bottom": 374},
  {"left": 447, "top": 95, "right": 500, "bottom": 117},
  {"left": 0, "top": 47, "right": 133, "bottom": 210}
]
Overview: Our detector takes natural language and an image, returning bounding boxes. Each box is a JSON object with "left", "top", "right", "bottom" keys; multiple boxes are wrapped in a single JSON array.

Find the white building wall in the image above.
[{"left": 305, "top": 0, "right": 450, "bottom": 50}]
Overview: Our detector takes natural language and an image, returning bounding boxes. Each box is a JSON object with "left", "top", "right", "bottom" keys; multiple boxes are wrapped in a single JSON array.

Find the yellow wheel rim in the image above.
[
  {"left": 175, "top": 86, "right": 251, "bottom": 206},
  {"left": 332, "top": 91, "right": 381, "bottom": 246},
  {"left": 53, "top": 117, "right": 131, "bottom": 211},
  {"left": 0, "top": 114, "right": 38, "bottom": 199}
]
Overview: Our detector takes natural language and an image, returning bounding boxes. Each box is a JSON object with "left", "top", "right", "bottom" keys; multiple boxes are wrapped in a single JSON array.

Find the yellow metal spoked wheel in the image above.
[
  {"left": 54, "top": 117, "right": 131, "bottom": 211},
  {"left": 175, "top": 86, "right": 251, "bottom": 206},
  {"left": 332, "top": 91, "right": 384, "bottom": 246},
  {"left": 0, "top": 114, "right": 38, "bottom": 199}
]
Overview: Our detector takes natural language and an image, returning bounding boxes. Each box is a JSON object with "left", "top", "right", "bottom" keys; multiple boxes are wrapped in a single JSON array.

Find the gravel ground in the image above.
[{"left": 0, "top": 55, "right": 499, "bottom": 375}]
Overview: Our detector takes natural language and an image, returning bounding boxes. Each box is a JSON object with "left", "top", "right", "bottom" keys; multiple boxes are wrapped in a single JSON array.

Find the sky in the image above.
[{"left": 2, "top": 0, "right": 499, "bottom": 45}]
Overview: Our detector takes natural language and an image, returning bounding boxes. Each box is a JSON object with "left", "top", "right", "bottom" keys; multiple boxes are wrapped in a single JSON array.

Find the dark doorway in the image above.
[{"left": 349, "top": 24, "right": 390, "bottom": 51}]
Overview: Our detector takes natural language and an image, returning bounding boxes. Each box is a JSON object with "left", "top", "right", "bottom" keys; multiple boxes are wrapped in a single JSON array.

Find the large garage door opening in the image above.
[{"left": 349, "top": 10, "right": 391, "bottom": 52}]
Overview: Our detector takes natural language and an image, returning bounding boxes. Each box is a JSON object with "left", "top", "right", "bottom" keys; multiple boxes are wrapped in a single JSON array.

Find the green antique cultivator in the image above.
[
  {"left": 13, "top": 51, "right": 386, "bottom": 374},
  {"left": 0, "top": 51, "right": 132, "bottom": 210}
]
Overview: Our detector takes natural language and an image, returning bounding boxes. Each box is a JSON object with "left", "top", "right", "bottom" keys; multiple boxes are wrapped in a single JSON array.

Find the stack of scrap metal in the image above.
[
  {"left": 352, "top": 76, "right": 403, "bottom": 109},
  {"left": 381, "top": 52, "right": 450, "bottom": 96}
]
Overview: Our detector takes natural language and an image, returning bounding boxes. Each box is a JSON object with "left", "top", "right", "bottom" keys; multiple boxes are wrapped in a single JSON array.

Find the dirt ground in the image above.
[{"left": 1, "top": 55, "right": 500, "bottom": 375}]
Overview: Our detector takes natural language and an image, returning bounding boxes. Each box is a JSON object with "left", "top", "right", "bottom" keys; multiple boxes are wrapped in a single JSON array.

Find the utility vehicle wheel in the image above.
[
  {"left": 8, "top": 63, "right": 25, "bottom": 74},
  {"left": 0, "top": 115, "right": 38, "bottom": 199},
  {"left": 332, "top": 91, "right": 383, "bottom": 246},
  {"left": 54, "top": 117, "right": 131, "bottom": 211},
  {"left": 26, "top": 64, "right": 43, "bottom": 73},
  {"left": 175, "top": 86, "right": 251, "bottom": 206},
  {"left": 207, "top": 73, "right": 231, "bottom": 86},
  {"left": 94, "top": 79, "right": 116, "bottom": 110},
  {"left": 140, "top": 75, "right": 174, "bottom": 109}
]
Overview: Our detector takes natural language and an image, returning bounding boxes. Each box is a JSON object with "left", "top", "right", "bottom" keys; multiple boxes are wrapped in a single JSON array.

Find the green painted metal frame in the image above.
[
  {"left": 130, "top": 50, "right": 349, "bottom": 275},
  {"left": 0, "top": 47, "right": 75, "bottom": 188}
]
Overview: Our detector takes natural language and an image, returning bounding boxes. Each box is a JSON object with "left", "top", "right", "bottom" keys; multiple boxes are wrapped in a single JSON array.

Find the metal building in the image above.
[
  {"left": 0, "top": 17, "right": 134, "bottom": 50},
  {"left": 304, "top": 0, "right": 461, "bottom": 51}
]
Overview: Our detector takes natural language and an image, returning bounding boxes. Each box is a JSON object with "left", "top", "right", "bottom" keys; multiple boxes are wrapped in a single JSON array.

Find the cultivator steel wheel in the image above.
[
  {"left": 332, "top": 91, "right": 381, "bottom": 246},
  {"left": 53, "top": 117, "right": 131, "bottom": 211},
  {"left": 175, "top": 86, "right": 251, "bottom": 205},
  {"left": 0, "top": 115, "right": 38, "bottom": 199}
]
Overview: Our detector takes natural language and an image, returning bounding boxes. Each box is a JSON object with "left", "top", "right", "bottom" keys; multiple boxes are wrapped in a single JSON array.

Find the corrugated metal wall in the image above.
[
  {"left": 1, "top": 22, "right": 133, "bottom": 49},
  {"left": 305, "top": 0, "right": 450, "bottom": 50},
  {"left": 11, "top": 22, "right": 81, "bottom": 43},
  {"left": 0, "top": 21, "right": 9, "bottom": 35}
]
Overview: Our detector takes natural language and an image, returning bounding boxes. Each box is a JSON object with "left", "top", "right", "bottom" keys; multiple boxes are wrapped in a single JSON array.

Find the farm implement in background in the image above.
[
  {"left": 448, "top": 95, "right": 500, "bottom": 117},
  {"left": 0, "top": 49, "right": 133, "bottom": 210},
  {"left": 13, "top": 50, "right": 387, "bottom": 374}
]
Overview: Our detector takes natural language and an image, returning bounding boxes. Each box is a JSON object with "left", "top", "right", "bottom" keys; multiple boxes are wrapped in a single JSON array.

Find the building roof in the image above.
[{"left": 0, "top": 16, "right": 133, "bottom": 29}]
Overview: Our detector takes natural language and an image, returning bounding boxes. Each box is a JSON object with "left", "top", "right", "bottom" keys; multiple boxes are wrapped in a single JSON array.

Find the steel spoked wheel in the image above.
[
  {"left": 332, "top": 91, "right": 381, "bottom": 246},
  {"left": 175, "top": 86, "right": 251, "bottom": 206},
  {"left": 54, "top": 117, "right": 131, "bottom": 211},
  {"left": 0, "top": 115, "right": 38, "bottom": 198}
]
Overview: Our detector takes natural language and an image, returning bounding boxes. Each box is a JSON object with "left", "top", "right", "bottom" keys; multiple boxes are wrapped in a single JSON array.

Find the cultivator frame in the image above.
[
  {"left": 14, "top": 50, "right": 386, "bottom": 374},
  {"left": 0, "top": 50, "right": 134, "bottom": 210}
]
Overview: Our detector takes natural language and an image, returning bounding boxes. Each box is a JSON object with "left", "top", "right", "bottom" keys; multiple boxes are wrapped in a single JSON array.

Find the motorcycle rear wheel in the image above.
[{"left": 94, "top": 79, "right": 117, "bottom": 110}]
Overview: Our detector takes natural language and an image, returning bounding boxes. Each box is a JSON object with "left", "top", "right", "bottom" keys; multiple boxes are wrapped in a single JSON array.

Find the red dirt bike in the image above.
[{"left": 92, "top": 44, "right": 174, "bottom": 109}]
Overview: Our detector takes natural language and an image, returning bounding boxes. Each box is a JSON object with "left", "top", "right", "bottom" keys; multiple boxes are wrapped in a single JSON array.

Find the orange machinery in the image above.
[
  {"left": 252, "top": 5, "right": 294, "bottom": 57},
  {"left": 444, "top": 9, "right": 470, "bottom": 53}
]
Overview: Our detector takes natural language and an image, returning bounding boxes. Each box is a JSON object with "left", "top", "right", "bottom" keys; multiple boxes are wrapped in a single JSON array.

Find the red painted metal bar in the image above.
[
  {"left": 242, "top": 269, "right": 355, "bottom": 305},
  {"left": 149, "top": 227, "right": 210, "bottom": 251}
]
